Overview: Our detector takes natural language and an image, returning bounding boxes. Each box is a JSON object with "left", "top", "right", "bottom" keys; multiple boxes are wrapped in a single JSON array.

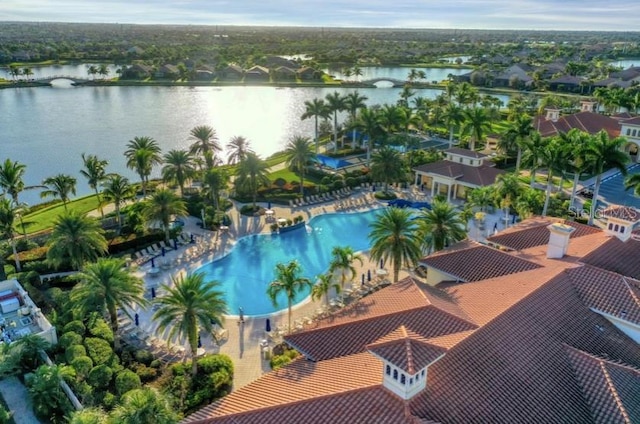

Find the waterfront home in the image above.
[
  {"left": 244, "top": 65, "right": 270, "bottom": 81},
  {"left": 218, "top": 64, "right": 244, "bottom": 80},
  {"left": 297, "top": 67, "right": 319, "bottom": 80}
]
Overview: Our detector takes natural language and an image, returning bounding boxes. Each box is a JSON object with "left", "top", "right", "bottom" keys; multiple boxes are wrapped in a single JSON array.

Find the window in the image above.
[
  {"left": 386, "top": 365, "right": 391, "bottom": 376},
  {"left": 421, "top": 370, "right": 425, "bottom": 377},
  {"left": 416, "top": 373, "right": 420, "bottom": 381},
  {"left": 608, "top": 223, "right": 614, "bottom": 230},
  {"left": 614, "top": 224, "right": 619, "bottom": 232},
  {"left": 620, "top": 226, "right": 626, "bottom": 233},
  {"left": 459, "top": 157, "right": 463, "bottom": 163},
  {"left": 410, "top": 378, "right": 413, "bottom": 385},
  {"left": 400, "top": 374, "right": 406, "bottom": 385},
  {"left": 634, "top": 130, "right": 638, "bottom": 137},
  {"left": 628, "top": 128, "right": 632, "bottom": 136},
  {"left": 393, "top": 370, "right": 398, "bottom": 380}
]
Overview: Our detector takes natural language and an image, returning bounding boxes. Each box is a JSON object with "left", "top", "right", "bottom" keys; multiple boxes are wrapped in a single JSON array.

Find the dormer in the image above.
[
  {"left": 580, "top": 100, "right": 596, "bottom": 113},
  {"left": 367, "top": 326, "right": 447, "bottom": 400},
  {"left": 443, "top": 148, "right": 487, "bottom": 167},
  {"left": 545, "top": 108, "right": 561, "bottom": 122},
  {"left": 601, "top": 206, "right": 640, "bottom": 241},
  {"left": 547, "top": 223, "right": 575, "bottom": 258},
  {"left": 620, "top": 116, "right": 640, "bottom": 141}
]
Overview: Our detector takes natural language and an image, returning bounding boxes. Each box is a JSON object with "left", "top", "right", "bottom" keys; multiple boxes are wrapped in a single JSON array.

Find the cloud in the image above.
[{"left": 0, "top": 0, "right": 637, "bottom": 30}]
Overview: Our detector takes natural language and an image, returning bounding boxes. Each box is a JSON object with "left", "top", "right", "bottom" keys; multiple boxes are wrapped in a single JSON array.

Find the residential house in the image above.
[
  {"left": 244, "top": 65, "right": 270, "bottom": 81},
  {"left": 120, "top": 63, "right": 153, "bottom": 79},
  {"left": 218, "top": 64, "right": 244, "bottom": 80},
  {"left": 548, "top": 75, "right": 586, "bottom": 92},
  {"left": 274, "top": 66, "right": 297, "bottom": 80},
  {"left": 297, "top": 67, "right": 320, "bottom": 81},
  {"left": 493, "top": 64, "right": 534, "bottom": 89},
  {"left": 155, "top": 64, "right": 180, "bottom": 79}
]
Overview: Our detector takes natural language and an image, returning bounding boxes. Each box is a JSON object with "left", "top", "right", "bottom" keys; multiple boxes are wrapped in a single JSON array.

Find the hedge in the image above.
[
  {"left": 66, "top": 344, "right": 87, "bottom": 363},
  {"left": 88, "top": 364, "right": 113, "bottom": 389},
  {"left": 59, "top": 332, "right": 83, "bottom": 350},
  {"left": 84, "top": 337, "right": 117, "bottom": 367},
  {"left": 115, "top": 370, "right": 142, "bottom": 396}
]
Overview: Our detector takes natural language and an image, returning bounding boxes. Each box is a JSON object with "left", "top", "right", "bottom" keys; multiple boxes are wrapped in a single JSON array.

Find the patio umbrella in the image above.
[
  {"left": 151, "top": 257, "right": 156, "bottom": 268},
  {"left": 161, "top": 247, "right": 165, "bottom": 257},
  {"left": 367, "top": 270, "right": 371, "bottom": 282},
  {"left": 380, "top": 259, "right": 384, "bottom": 268},
  {"left": 361, "top": 274, "right": 365, "bottom": 285},
  {"left": 197, "top": 335, "right": 202, "bottom": 348},
  {"left": 134, "top": 313, "right": 139, "bottom": 326},
  {"left": 151, "top": 287, "right": 156, "bottom": 299},
  {"left": 239, "top": 307, "right": 244, "bottom": 323},
  {"left": 173, "top": 239, "right": 178, "bottom": 249},
  {"left": 266, "top": 318, "right": 271, "bottom": 333},
  {"left": 268, "top": 201, "right": 272, "bottom": 209},
  {"left": 190, "top": 234, "right": 195, "bottom": 243}
]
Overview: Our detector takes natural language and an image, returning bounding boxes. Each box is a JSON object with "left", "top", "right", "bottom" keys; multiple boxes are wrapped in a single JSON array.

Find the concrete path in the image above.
[{"left": 0, "top": 376, "right": 41, "bottom": 424}]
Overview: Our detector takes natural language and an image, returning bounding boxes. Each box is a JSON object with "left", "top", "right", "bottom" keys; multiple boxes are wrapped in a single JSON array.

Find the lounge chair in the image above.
[{"left": 289, "top": 199, "right": 294, "bottom": 207}]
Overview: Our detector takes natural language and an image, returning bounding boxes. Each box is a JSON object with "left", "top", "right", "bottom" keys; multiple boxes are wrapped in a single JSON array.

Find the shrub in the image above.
[
  {"left": 115, "top": 369, "right": 142, "bottom": 396},
  {"left": 270, "top": 223, "right": 279, "bottom": 232},
  {"left": 270, "top": 354, "right": 293, "bottom": 370},
  {"left": 149, "top": 359, "right": 162, "bottom": 369},
  {"left": 71, "top": 356, "right": 93, "bottom": 380},
  {"left": 66, "top": 345, "right": 87, "bottom": 363},
  {"left": 345, "top": 177, "right": 357, "bottom": 188},
  {"left": 197, "top": 354, "right": 234, "bottom": 376},
  {"left": 102, "top": 392, "right": 117, "bottom": 410},
  {"left": 88, "top": 319, "right": 114, "bottom": 344},
  {"left": 133, "top": 349, "right": 154, "bottom": 366},
  {"left": 130, "top": 363, "right": 158, "bottom": 383},
  {"left": 88, "top": 364, "right": 113, "bottom": 389},
  {"left": 273, "top": 177, "right": 287, "bottom": 187},
  {"left": 59, "top": 332, "right": 83, "bottom": 350},
  {"left": 63, "top": 320, "right": 86, "bottom": 335},
  {"left": 293, "top": 215, "right": 304, "bottom": 224},
  {"left": 239, "top": 205, "right": 261, "bottom": 216},
  {"left": 332, "top": 180, "right": 344, "bottom": 190},
  {"left": 84, "top": 337, "right": 118, "bottom": 367}
]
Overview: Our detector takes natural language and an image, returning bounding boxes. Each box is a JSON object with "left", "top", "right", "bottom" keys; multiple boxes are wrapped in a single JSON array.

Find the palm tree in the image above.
[
  {"left": 461, "top": 107, "right": 491, "bottom": 151},
  {"left": 0, "top": 159, "right": 37, "bottom": 234},
  {"left": 202, "top": 167, "right": 229, "bottom": 212},
  {"left": 41, "top": 174, "right": 77, "bottom": 210},
  {"left": 585, "top": 131, "right": 629, "bottom": 225},
  {"left": 370, "top": 146, "right": 405, "bottom": 194},
  {"left": 368, "top": 208, "right": 421, "bottom": 283},
  {"left": 503, "top": 113, "right": 534, "bottom": 172},
  {"left": 344, "top": 91, "right": 368, "bottom": 149},
  {"left": 11, "top": 333, "right": 51, "bottom": 372},
  {"left": 624, "top": 173, "right": 640, "bottom": 196},
  {"left": 226, "top": 136, "right": 253, "bottom": 165},
  {"left": 153, "top": 272, "right": 228, "bottom": 377},
  {"left": 109, "top": 388, "right": 178, "bottom": 424},
  {"left": 416, "top": 200, "right": 467, "bottom": 253},
  {"left": 468, "top": 186, "right": 494, "bottom": 212},
  {"left": 97, "top": 64, "right": 109, "bottom": 80},
  {"left": 520, "top": 131, "right": 548, "bottom": 187},
  {"left": 124, "top": 136, "right": 162, "bottom": 197},
  {"left": 101, "top": 174, "right": 134, "bottom": 231},
  {"left": 22, "top": 67, "right": 33, "bottom": 80},
  {"left": 162, "top": 149, "right": 195, "bottom": 196},
  {"left": 284, "top": 136, "right": 316, "bottom": 195},
  {"left": 378, "top": 104, "right": 403, "bottom": 136},
  {"left": 189, "top": 125, "right": 221, "bottom": 168},
  {"left": 493, "top": 173, "right": 524, "bottom": 226},
  {"left": 358, "top": 107, "right": 383, "bottom": 166},
  {"left": 538, "top": 138, "right": 566, "bottom": 216},
  {"left": 325, "top": 91, "right": 346, "bottom": 153},
  {"left": 28, "top": 364, "right": 75, "bottom": 423},
  {"left": 328, "top": 246, "right": 363, "bottom": 290},
  {"left": 68, "top": 408, "right": 109, "bottom": 424},
  {"left": 144, "top": 189, "right": 187, "bottom": 243},
  {"left": 267, "top": 260, "right": 312, "bottom": 334},
  {"left": 71, "top": 257, "right": 147, "bottom": 349},
  {"left": 46, "top": 212, "right": 108, "bottom": 270},
  {"left": 301, "top": 98, "right": 330, "bottom": 153},
  {"left": 235, "top": 152, "right": 270, "bottom": 208},
  {"left": 80, "top": 153, "right": 109, "bottom": 218},
  {"left": 311, "top": 273, "right": 340, "bottom": 308},
  {"left": 87, "top": 65, "right": 98, "bottom": 80},
  {"left": 442, "top": 103, "right": 465, "bottom": 148},
  {"left": 0, "top": 198, "right": 23, "bottom": 271}
]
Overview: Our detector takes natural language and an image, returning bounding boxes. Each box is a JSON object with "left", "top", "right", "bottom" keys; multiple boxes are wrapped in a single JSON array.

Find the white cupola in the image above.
[
  {"left": 547, "top": 223, "right": 576, "bottom": 258},
  {"left": 601, "top": 206, "right": 640, "bottom": 242},
  {"left": 580, "top": 100, "right": 596, "bottom": 112},
  {"left": 545, "top": 108, "right": 561, "bottom": 122}
]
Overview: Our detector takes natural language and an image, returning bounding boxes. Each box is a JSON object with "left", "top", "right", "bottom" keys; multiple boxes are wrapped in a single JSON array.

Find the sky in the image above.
[{"left": 0, "top": 0, "right": 639, "bottom": 31}]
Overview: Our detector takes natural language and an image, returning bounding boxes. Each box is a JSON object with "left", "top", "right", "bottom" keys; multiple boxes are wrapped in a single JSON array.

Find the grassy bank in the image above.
[{"left": 20, "top": 194, "right": 102, "bottom": 235}]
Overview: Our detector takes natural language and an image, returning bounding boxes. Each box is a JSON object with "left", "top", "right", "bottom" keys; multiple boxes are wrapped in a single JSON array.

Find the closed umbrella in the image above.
[
  {"left": 161, "top": 247, "right": 165, "bottom": 257},
  {"left": 151, "top": 287, "right": 156, "bottom": 299},
  {"left": 266, "top": 318, "right": 271, "bottom": 333},
  {"left": 239, "top": 307, "right": 244, "bottom": 323},
  {"left": 173, "top": 239, "right": 178, "bottom": 249},
  {"left": 380, "top": 259, "right": 384, "bottom": 268},
  {"left": 367, "top": 270, "right": 371, "bottom": 282},
  {"left": 190, "top": 234, "right": 195, "bottom": 243},
  {"left": 198, "top": 335, "right": 202, "bottom": 348},
  {"left": 151, "top": 257, "right": 156, "bottom": 268},
  {"left": 134, "top": 313, "right": 139, "bottom": 326},
  {"left": 361, "top": 274, "right": 365, "bottom": 285},
  {"left": 267, "top": 201, "right": 272, "bottom": 210}
]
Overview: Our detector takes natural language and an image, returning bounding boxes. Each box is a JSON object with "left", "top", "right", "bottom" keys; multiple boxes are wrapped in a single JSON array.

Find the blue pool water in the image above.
[
  {"left": 193, "top": 209, "right": 382, "bottom": 316},
  {"left": 315, "top": 154, "right": 351, "bottom": 169}
]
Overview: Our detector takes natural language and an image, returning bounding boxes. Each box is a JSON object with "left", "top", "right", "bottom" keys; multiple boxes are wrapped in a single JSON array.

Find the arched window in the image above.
[
  {"left": 609, "top": 223, "right": 614, "bottom": 230},
  {"left": 614, "top": 224, "right": 619, "bottom": 232},
  {"left": 386, "top": 365, "right": 391, "bottom": 376},
  {"left": 416, "top": 373, "right": 420, "bottom": 381},
  {"left": 634, "top": 129, "right": 638, "bottom": 137},
  {"left": 393, "top": 369, "right": 398, "bottom": 380},
  {"left": 400, "top": 374, "right": 406, "bottom": 385},
  {"left": 421, "top": 370, "right": 425, "bottom": 377},
  {"left": 410, "top": 378, "right": 413, "bottom": 385},
  {"left": 628, "top": 128, "right": 632, "bottom": 136},
  {"left": 620, "top": 226, "right": 626, "bottom": 233}
]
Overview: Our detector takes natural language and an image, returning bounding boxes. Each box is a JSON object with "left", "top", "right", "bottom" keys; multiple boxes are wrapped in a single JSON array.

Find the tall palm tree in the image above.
[
  {"left": 46, "top": 212, "right": 108, "bottom": 270},
  {"left": 416, "top": 200, "right": 466, "bottom": 253},
  {"left": 624, "top": 173, "right": 640, "bottom": 196},
  {"left": 585, "top": 131, "right": 629, "bottom": 225},
  {"left": 328, "top": 246, "right": 363, "bottom": 290},
  {"left": 301, "top": 98, "right": 330, "bottom": 153},
  {"left": 461, "top": 107, "right": 491, "bottom": 151},
  {"left": 189, "top": 125, "right": 221, "bottom": 168},
  {"left": 325, "top": 91, "right": 346, "bottom": 153},
  {"left": 370, "top": 146, "right": 405, "bottom": 194},
  {"left": 0, "top": 198, "right": 22, "bottom": 271},
  {"left": 468, "top": 186, "right": 494, "bottom": 212},
  {"left": 284, "top": 136, "right": 316, "bottom": 195},
  {"left": 124, "top": 136, "right": 162, "bottom": 197},
  {"left": 110, "top": 388, "right": 178, "bottom": 424},
  {"left": 101, "top": 174, "right": 134, "bottom": 231},
  {"left": 144, "top": 189, "right": 187, "bottom": 243},
  {"left": 344, "top": 91, "right": 368, "bottom": 149},
  {"left": 537, "top": 138, "right": 566, "bottom": 216},
  {"left": 503, "top": 113, "right": 534, "bottom": 172},
  {"left": 153, "top": 272, "right": 228, "bottom": 377},
  {"left": 311, "top": 273, "right": 340, "bottom": 308},
  {"left": 202, "top": 167, "right": 229, "bottom": 213},
  {"left": 358, "top": 107, "right": 383, "bottom": 166},
  {"left": 40, "top": 174, "right": 77, "bottom": 210},
  {"left": 235, "top": 152, "right": 270, "bottom": 208},
  {"left": 378, "top": 104, "right": 404, "bottom": 136},
  {"left": 442, "top": 103, "right": 465, "bottom": 148},
  {"left": 267, "top": 260, "right": 312, "bottom": 334},
  {"left": 226, "top": 136, "right": 253, "bottom": 165},
  {"left": 80, "top": 153, "right": 109, "bottom": 218},
  {"left": 368, "top": 208, "right": 421, "bottom": 283},
  {"left": 162, "top": 149, "right": 195, "bottom": 196},
  {"left": 520, "top": 131, "right": 548, "bottom": 187},
  {"left": 493, "top": 173, "right": 524, "bottom": 226},
  {"left": 0, "top": 159, "right": 35, "bottom": 211},
  {"left": 71, "top": 257, "right": 147, "bottom": 349}
]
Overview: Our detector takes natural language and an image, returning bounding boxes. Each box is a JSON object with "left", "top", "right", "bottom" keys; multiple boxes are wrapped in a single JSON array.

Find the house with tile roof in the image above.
[
  {"left": 412, "top": 148, "right": 504, "bottom": 201},
  {"left": 183, "top": 216, "right": 640, "bottom": 424}
]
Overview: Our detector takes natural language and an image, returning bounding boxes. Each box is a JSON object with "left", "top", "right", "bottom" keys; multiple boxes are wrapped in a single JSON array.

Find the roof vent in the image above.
[{"left": 547, "top": 223, "right": 575, "bottom": 258}]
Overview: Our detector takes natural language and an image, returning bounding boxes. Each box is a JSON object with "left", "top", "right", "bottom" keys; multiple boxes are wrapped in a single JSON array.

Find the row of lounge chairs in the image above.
[
  {"left": 132, "top": 234, "right": 194, "bottom": 266},
  {"left": 288, "top": 187, "right": 355, "bottom": 208}
]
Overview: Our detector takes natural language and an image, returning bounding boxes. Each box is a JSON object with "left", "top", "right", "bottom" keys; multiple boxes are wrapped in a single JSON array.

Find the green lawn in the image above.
[{"left": 20, "top": 194, "right": 102, "bottom": 234}]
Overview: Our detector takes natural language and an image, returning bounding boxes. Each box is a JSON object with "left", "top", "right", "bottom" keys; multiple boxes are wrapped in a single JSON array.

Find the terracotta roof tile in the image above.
[
  {"left": 420, "top": 244, "right": 542, "bottom": 282},
  {"left": 533, "top": 112, "right": 621, "bottom": 138},
  {"left": 581, "top": 237, "right": 640, "bottom": 280},
  {"left": 443, "top": 147, "right": 487, "bottom": 158},
  {"left": 413, "top": 161, "right": 504, "bottom": 186},
  {"left": 368, "top": 330, "right": 448, "bottom": 374}
]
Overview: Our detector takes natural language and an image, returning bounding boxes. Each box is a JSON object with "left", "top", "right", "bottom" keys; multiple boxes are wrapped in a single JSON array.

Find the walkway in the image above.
[{"left": 0, "top": 377, "right": 41, "bottom": 424}]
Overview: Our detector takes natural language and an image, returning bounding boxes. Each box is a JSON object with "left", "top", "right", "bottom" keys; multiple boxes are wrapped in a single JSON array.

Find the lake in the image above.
[{"left": 1, "top": 65, "right": 509, "bottom": 205}]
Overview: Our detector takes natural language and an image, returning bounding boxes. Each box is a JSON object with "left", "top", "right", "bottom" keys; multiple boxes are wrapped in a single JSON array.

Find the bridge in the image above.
[
  {"left": 359, "top": 78, "right": 408, "bottom": 87},
  {"left": 33, "top": 75, "right": 91, "bottom": 84}
]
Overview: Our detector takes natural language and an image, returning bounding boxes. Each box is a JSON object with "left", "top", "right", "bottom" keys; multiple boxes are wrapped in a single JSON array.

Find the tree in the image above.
[
  {"left": 468, "top": 186, "right": 494, "bottom": 212},
  {"left": 368, "top": 207, "right": 421, "bottom": 283},
  {"left": 97, "top": 64, "right": 109, "bottom": 80},
  {"left": 311, "top": 273, "right": 340, "bottom": 308},
  {"left": 267, "top": 260, "right": 312, "bottom": 334},
  {"left": 80, "top": 154, "right": 109, "bottom": 218},
  {"left": 625, "top": 173, "right": 640, "bottom": 196},
  {"left": 11, "top": 333, "right": 51, "bottom": 372},
  {"left": 101, "top": 174, "right": 134, "bottom": 231},
  {"left": 325, "top": 91, "right": 346, "bottom": 153},
  {"left": 442, "top": 103, "right": 465, "bottom": 149},
  {"left": 71, "top": 257, "right": 147, "bottom": 350},
  {"left": 28, "top": 364, "right": 75, "bottom": 423},
  {"left": 416, "top": 200, "right": 466, "bottom": 253},
  {"left": 68, "top": 408, "right": 109, "bottom": 424},
  {"left": 87, "top": 65, "right": 98, "bottom": 80},
  {"left": 284, "top": 136, "right": 315, "bottom": 195},
  {"left": 585, "top": 131, "right": 629, "bottom": 225},
  {"left": 109, "top": 388, "right": 178, "bottom": 424},
  {"left": 301, "top": 98, "right": 330, "bottom": 154},
  {"left": 357, "top": 107, "right": 383, "bottom": 166},
  {"left": 378, "top": 104, "right": 403, "bottom": 136},
  {"left": 202, "top": 167, "right": 229, "bottom": 213},
  {"left": 344, "top": 91, "right": 368, "bottom": 149},
  {"left": 0, "top": 198, "right": 22, "bottom": 271},
  {"left": 226, "top": 136, "right": 253, "bottom": 165},
  {"left": 153, "top": 273, "right": 227, "bottom": 377},
  {"left": 0, "top": 159, "right": 34, "bottom": 234},
  {"left": 162, "top": 150, "right": 195, "bottom": 196},
  {"left": 461, "top": 107, "right": 491, "bottom": 151},
  {"left": 47, "top": 212, "right": 108, "bottom": 270},
  {"left": 539, "top": 138, "right": 566, "bottom": 216},
  {"left": 503, "top": 114, "right": 534, "bottom": 172},
  {"left": 559, "top": 129, "right": 591, "bottom": 207},
  {"left": 328, "top": 246, "right": 363, "bottom": 290},
  {"left": 40, "top": 174, "right": 77, "bottom": 210},
  {"left": 144, "top": 189, "right": 187, "bottom": 243},
  {"left": 370, "top": 146, "right": 405, "bottom": 194},
  {"left": 189, "top": 125, "right": 221, "bottom": 168},
  {"left": 124, "top": 136, "right": 162, "bottom": 197},
  {"left": 493, "top": 173, "right": 523, "bottom": 226},
  {"left": 235, "top": 152, "right": 270, "bottom": 208},
  {"left": 520, "top": 131, "right": 548, "bottom": 187}
]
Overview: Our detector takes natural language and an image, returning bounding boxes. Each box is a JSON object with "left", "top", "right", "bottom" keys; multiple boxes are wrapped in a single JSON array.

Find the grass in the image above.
[
  {"left": 517, "top": 174, "right": 574, "bottom": 189},
  {"left": 19, "top": 194, "right": 102, "bottom": 234}
]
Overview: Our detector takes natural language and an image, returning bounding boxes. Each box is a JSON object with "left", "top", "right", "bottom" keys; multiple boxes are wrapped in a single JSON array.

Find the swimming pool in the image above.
[
  {"left": 315, "top": 154, "right": 351, "bottom": 169},
  {"left": 193, "top": 209, "right": 382, "bottom": 316}
]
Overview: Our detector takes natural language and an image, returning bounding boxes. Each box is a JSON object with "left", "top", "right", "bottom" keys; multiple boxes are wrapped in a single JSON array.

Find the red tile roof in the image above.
[
  {"left": 581, "top": 237, "right": 640, "bottom": 280},
  {"left": 413, "top": 161, "right": 504, "bottom": 187},
  {"left": 487, "top": 217, "right": 601, "bottom": 251},
  {"left": 533, "top": 111, "right": 621, "bottom": 138},
  {"left": 420, "top": 244, "right": 542, "bottom": 282},
  {"left": 621, "top": 116, "right": 640, "bottom": 126},
  {"left": 443, "top": 147, "right": 487, "bottom": 158}
]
